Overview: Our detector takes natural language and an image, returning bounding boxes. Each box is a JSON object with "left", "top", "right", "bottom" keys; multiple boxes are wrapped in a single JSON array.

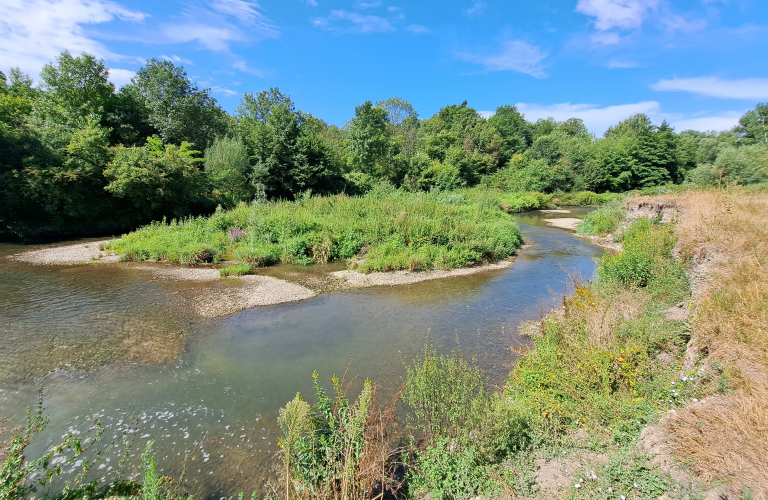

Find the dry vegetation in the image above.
[{"left": 642, "top": 189, "right": 768, "bottom": 498}]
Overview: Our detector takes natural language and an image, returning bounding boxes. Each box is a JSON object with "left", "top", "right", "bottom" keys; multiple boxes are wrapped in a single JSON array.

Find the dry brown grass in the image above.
[{"left": 635, "top": 188, "right": 768, "bottom": 498}]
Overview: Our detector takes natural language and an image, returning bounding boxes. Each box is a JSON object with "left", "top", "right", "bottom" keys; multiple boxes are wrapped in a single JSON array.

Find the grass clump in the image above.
[
  {"left": 110, "top": 190, "right": 524, "bottom": 273},
  {"left": 577, "top": 198, "right": 626, "bottom": 235},
  {"left": 219, "top": 263, "right": 254, "bottom": 277}
]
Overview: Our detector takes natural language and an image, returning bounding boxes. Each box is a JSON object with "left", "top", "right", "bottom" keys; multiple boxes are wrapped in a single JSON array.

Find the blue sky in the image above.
[{"left": 1, "top": 0, "right": 767, "bottom": 134}]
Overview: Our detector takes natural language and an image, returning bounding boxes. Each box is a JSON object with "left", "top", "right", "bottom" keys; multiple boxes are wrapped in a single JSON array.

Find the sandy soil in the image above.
[
  {"left": 9, "top": 240, "right": 119, "bottom": 265},
  {"left": 193, "top": 275, "right": 317, "bottom": 318},
  {"left": 542, "top": 218, "right": 582, "bottom": 230},
  {"left": 330, "top": 259, "right": 515, "bottom": 288}
]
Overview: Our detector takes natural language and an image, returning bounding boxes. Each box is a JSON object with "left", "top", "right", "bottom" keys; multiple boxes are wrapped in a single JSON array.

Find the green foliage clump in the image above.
[
  {"left": 599, "top": 217, "right": 685, "bottom": 289},
  {"left": 219, "top": 263, "right": 253, "bottom": 277},
  {"left": 277, "top": 372, "right": 375, "bottom": 499},
  {"left": 577, "top": 198, "right": 626, "bottom": 235},
  {"left": 111, "top": 190, "right": 524, "bottom": 273},
  {"left": 508, "top": 217, "right": 691, "bottom": 438}
]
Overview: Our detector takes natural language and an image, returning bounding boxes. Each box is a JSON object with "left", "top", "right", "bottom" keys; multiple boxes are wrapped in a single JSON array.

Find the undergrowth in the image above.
[{"left": 109, "top": 189, "right": 526, "bottom": 273}]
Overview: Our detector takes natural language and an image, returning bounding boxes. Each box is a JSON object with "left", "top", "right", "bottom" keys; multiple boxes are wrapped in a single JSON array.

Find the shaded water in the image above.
[{"left": 0, "top": 209, "right": 601, "bottom": 498}]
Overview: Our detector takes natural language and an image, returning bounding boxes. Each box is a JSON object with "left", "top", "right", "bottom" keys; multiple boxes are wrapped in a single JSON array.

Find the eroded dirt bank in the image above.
[{"left": 532, "top": 190, "right": 768, "bottom": 500}]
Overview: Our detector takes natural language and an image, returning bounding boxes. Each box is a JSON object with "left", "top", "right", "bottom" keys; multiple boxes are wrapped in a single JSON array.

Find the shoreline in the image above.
[{"left": 7, "top": 242, "right": 518, "bottom": 318}]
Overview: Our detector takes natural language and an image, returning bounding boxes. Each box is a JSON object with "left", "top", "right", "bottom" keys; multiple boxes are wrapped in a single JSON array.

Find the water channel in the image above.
[{"left": 0, "top": 209, "right": 602, "bottom": 498}]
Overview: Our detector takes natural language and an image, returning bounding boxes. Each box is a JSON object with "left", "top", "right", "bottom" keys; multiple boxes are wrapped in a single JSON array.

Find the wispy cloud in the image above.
[
  {"left": 210, "top": 85, "right": 240, "bottom": 97},
  {"left": 355, "top": 1, "right": 383, "bottom": 8},
  {"left": 160, "top": 0, "right": 277, "bottom": 51},
  {"left": 211, "top": 0, "right": 269, "bottom": 26},
  {"left": 516, "top": 100, "right": 742, "bottom": 134},
  {"left": 516, "top": 101, "right": 661, "bottom": 135},
  {"left": 161, "top": 54, "right": 193, "bottom": 65},
  {"left": 590, "top": 31, "right": 621, "bottom": 44},
  {"left": 306, "top": 0, "right": 318, "bottom": 6},
  {"left": 0, "top": 0, "right": 146, "bottom": 78},
  {"left": 404, "top": 24, "right": 430, "bottom": 34},
  {"left": 668, "top": 112, "right": 742, "bottom": 132},
  {"left": 606, "top": 58, "right": 637, "bottom": 68},
  {"left": 108, "top": 68, "right": 136, "bottom": 87},
  {"left": 576, "top": 0, "right": 706, "bottom": 47},
  {"left": 312, "top": 10, "right": 395, "bottom": 34},
  {"left": 651, "top": 77, "right": 768, "bottom": 100},
  {"left": 576, "top": 0, "right": 659, "bottom": 31},
  {"left": 458, "top": 40, "right": 548, "bottom": 78},
  {"left": 466, "top": 1, "right": 486, "bottom": 17}
]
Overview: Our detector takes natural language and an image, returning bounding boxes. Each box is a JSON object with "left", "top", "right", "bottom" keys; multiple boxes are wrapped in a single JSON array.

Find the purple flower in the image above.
[{"left": 229, "top": 229, "right": 245, "bottom": 242}]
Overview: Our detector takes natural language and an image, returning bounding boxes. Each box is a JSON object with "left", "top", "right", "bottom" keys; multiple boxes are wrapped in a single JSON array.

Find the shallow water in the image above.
[{"left": 0, "top": 208, "right": 601, "bottom": 498}]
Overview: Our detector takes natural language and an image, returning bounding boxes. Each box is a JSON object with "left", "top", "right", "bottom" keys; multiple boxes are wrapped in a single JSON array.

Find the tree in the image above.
[
  {"left": 375, "top": 97, "right": 418, "bottom": 130},
  {"left": 204, "top": 136, "right": 253, "bottom": 206},
  {"left": 488, "top": 105, "right": 532, "bottom": 161},
  {"left": 123, "top": 59, "right": 227, "bottom": 148},
  {"left": 104, "top": 135, "right": 209, "bottom": 220},
  {"left": 348, "top": 101, "right": 391, "bottom": 177},
  {"left": 736, "top": 103, "right": 768, "bottom": 144},
  {"left": 631, "top": 121, "right": 679, "bottom": 187},
  {"left": 33, "top": 51, "right": 114, "bottom": 126},
  {"left": 236, "top": 88, "right": 294, "bottom": 124},
  {"left": 19, "top": 119, "right": 115, "bottom": 226}
]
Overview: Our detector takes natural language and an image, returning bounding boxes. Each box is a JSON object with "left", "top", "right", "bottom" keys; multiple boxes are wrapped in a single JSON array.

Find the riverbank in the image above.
[
  {"left": 520, "top": 188, "right": 768, "bottom": 499},
  {"left": 7, "top": 240, "right": 520, "bottom": 317}
]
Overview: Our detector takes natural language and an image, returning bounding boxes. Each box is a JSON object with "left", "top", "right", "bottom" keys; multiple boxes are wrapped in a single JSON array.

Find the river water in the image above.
[{"left": 0, "top": 209, "right": 602, "bottom": 498}]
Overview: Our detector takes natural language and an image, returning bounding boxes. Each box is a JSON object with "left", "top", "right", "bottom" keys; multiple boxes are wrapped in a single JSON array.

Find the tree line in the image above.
[{"left": 1, "top": 51, "right": 766, "bottom": 238}]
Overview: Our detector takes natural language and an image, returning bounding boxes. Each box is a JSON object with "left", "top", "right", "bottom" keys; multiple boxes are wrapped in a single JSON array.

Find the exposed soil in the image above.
[{"left": 8, "top": 240, "right": 119, "bottom": 265}]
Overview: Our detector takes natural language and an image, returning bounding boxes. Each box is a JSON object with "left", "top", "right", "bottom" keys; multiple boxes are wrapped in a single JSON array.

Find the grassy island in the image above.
[{"left": 108, "top": 189, "right": 535, "bottom": 273}]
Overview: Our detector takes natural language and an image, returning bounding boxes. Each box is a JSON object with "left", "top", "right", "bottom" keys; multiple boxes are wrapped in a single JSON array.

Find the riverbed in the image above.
[{"left": 0, "top": 209, "right": 601, "bottom": 498}]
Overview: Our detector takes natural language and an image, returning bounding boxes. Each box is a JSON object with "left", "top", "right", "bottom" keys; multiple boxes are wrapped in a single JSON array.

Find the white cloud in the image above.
[
  {"left": 576, "top": 0, "right": 659, "bottom": 31},
  {"left": 355, "top": 1, "right": 383, "bottom": 8},
  {"left": 160, "top": 54, "right": 193, "bottom": 64},
  {"left": 458, "top": 40, "right": 548, "bottom": 78},
  {"left": 590, "top": 31, "right": 621, "bottom": 44},
  {"left": 159, "top": 1, "right": 276, "bottom": 54},
  {"left": 478, "top": 110, "right": 494, "bottom": 119},
  {"left": 516, "top": 101, "right": 661, "bottom": 135},
  {"left": 0, "top": 0, "right": 146, "bottom": 78},
  {"left": 312, "top": 10, "right": 395, "bottom": 34},
  {"left": 514, "top": 101, "right": 742, "bottom": 134},
  {"left": 669, "top": 113, "right": 741, "bottom": 132},
  {"left": 466, "top": 1, "right": 486, "bottom": 17},
  {"left": 108, "top": 68, "right": 135, "bottom": 87},
  {"left": 576, "top": 0, "right": 706, "bottom": 41},
  {"left": 606, "top": 58, "right": 637, "bottom": 68},
  {"left": 210, "top": 85, "right": 239, "bottom": 97},
  {"left": 404, "top": 24, "right": 430, "bottom": 34},
  {"left": 211, "top": 0, "right": 267, "bottom": 26},
  {"left": 651, "top": 77, "right": 768, "bottom": 100}
]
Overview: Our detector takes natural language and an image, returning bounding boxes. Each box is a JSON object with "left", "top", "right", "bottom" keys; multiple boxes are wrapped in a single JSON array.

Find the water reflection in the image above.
[{"left": 0, "top": 211, "right": 601, "bottom": 498}]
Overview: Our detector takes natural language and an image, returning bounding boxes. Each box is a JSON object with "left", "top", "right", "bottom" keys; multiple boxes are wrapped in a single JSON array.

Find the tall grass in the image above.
[
  {"left": 576, "top": 197, "right": 626, "bottom": 236},
  {"left": 110, "top": 190, "right": 524, "bottom": 273}
]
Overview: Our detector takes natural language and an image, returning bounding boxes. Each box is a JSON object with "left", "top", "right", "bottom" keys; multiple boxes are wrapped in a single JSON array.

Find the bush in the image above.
[
  {"left": 113, "top": 190, "right": 524, "bottom": 273},
  {"left": 219, "top": 263, "right": 253, "bottom": 277},
  {"left": 577, "top": 198, "right": 625, "bottom": 235}
]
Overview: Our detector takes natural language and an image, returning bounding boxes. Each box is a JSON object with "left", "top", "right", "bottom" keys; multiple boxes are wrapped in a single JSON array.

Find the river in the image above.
[{"left": 0, "top": 209, "right": 602, "bottom": 498}]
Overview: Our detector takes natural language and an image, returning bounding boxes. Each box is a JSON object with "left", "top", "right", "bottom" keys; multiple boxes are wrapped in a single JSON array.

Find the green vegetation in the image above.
[
  {"left": 576, "top": 198, "right": 626, "bottom": 235},
  {"left": 271, "top": 212, "right": 710, "bottom": 499},
  {"left": 108, "top": 189, "right": 524, "bottom": 273},
  {"left": 2, "top": 50, "right": 767, "bottom": 238}
]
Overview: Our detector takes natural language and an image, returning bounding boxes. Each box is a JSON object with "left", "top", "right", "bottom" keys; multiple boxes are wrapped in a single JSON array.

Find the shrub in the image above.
[
  {"left": 219, "top": 263, "right": 253, "bottom": 277},
  {"left": 577, "top": 198, "right": 625, "bottom": 235}
]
